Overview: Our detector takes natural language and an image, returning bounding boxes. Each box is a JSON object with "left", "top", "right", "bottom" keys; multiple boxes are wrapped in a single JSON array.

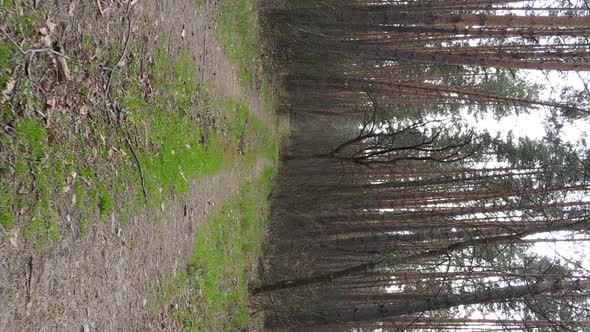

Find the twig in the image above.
[
  {"left": 96, "top": 0, "right": 104, "bottom": 16},
  {"left": 25, "top": 48, "right": 71, "bottom": 60},
  {"left": 0, "top": 26, "right": 26, "bottom": 55},
  {"left": 100, "top": 1, "right": 148, "bottom": 204},
  {"left": 96, "top": 2, "right": 147, "bottom": 205},
  {"left": 1, "top": 28, "right": 70, "bottom": 59},
  {"left": 104, "top": 1, "right": 133, "bottom": 95},
  {"left": 124, "top": 136, "right": 148, "bottom": 203},
  {"left": 25, "top": 256, "right": 33, "bottom": 304}
]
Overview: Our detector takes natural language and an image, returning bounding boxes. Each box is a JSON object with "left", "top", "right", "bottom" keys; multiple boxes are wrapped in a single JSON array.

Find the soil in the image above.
[
  {"left": 0, "top": 0, "right": 276, "bottom": 330},
  {"left": 140, "top": 0, "right": 275, "bottom": 129}
]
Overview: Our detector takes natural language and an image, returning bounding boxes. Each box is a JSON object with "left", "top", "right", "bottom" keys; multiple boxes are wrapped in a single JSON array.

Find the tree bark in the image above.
[
  {"left": 333, "top": 278, "right": 590, "bottom": 324},
  {"left": 393, "top": 50, "right": 590, "bottom": 71},
  {"left": 250, "top": 220, "right": 588, "bottom": 294}
]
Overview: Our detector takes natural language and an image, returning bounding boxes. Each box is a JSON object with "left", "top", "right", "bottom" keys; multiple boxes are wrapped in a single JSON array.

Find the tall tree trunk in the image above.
[
  {"left": 330, "top": 278, "right": 590, "bottom": 324},
  {"left": 393, "top": 50, "right": 590, "bottom": 71},
  {"left": 250, "top": 220, "right": 587, "bottom": 294}
]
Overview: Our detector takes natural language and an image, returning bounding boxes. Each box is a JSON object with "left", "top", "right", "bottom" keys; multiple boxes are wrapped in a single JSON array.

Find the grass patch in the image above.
[
  {"left": 153, "top": 166, "right": 276, "bottom": 331},
  {"left": 219, "top": 0, "right": 258, "bottom": 87},
  {"left": 220, "top": 96, "right": 278, "bottom": 168},
  {"left": 225, "top": 98, "right": 250, "bottom": 141},
  {"left": 122, "top": 51, "right": 230, "bottom": 209},
  {"left": 0, "top": 212, "right": 15, "bottom": 230},
  {"left": 0, "top": 42, "right": 14, "bottom": 90}
]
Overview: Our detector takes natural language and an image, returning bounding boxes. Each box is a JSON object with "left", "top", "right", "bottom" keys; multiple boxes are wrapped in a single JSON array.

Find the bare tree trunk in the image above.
[
  {"left": 332, "top": 278, "right": 590, "bottom": 324},
  {"left": 250, "top": 221, "right": 587, "bottom": 294}
]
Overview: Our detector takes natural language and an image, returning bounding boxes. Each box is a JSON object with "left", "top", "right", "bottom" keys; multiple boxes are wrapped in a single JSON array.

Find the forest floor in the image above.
[{"left": 0, "top": 0, "right": 283, "bottom": 330}]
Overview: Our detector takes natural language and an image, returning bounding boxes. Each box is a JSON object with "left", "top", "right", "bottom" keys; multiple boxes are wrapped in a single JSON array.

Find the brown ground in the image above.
[{"left": 0, "top": 0, "right": 276, "bottom": 330}]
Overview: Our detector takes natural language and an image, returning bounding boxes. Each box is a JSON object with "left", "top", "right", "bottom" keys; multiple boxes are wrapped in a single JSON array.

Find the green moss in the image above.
[
  {"left": 98, "top": 188, "right": 114, "bottom": 216},
  {"left": 0, "top": 212, "right": 15, "bottom": 230},
  {"left": 24, "top": 206, "right": 60, "bottom": 250},
  {"left": 16, "top": 118, "right": 47, "bottom": 159},
  {"left": 225, "top": 98, "right": 250, "bottom": 140},
  {"left": 0, "top": 0, "right": 15, "bottom": 9},
  {"left": 82, "top": 34, "right": 94, "bottom": 51},
  {"left": 6, "top": 11, "right": 43, "bottom": 36},
  {"left": 18, "top": 78, "right": 40, "bottom": 109},
  {"left": 9, "top": 119, "right": 61, "bottom": 246},
  {"left": 119, "top": 48, "right": 236, "bottom": 213},
  {"left": 14, "top": 160, "right": 27, "bottom": 177},
  {"left": 0, "top": 42, "right": 13, "bottom": 90}
]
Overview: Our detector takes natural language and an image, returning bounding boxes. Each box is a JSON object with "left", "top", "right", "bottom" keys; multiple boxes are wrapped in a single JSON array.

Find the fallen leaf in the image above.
[
  {"left": 9, "top": 228, "right": 18, "bottom": 248},
  {"left": 46, "top": 98, "right": 56, "bottom": 109},
  {"left": 46, "top": 18, "right": 56, "bottom": 34},
  {"left": 1, "top": 76, "right": 15, "bottom": 99},
  {"left": 68, "top": 1, "right": 76, "bottom": 16}
]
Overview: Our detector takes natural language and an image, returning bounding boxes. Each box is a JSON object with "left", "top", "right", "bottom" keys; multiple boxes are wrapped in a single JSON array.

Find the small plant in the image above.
[
  {"left": 82, "top": 34, "right": 94, "bottom": 51},
  {"left": 0, "top": 42, "right": 14, "bottom": 90},
  {"left": 0, "top": 212, "right": 15, "bottom": 230},
  {"left": 98, "top": 188, "right": 114, "bottom": 216}
]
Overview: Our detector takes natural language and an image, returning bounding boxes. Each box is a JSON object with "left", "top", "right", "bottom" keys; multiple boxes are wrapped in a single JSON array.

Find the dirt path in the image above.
[
  {"left": 0, "top": 0, "right": 275, "bottom": 330},
  {"left": 141, "top": 0, "right": 274, "bottom": 130},
  {"left": 1, "top": 159, "right": 269, "bottom": 331}
]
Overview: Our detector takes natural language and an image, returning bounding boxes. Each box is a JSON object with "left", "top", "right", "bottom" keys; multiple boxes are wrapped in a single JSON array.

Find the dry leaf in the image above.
[
  {"left": 9, "top": 228, "right": 18, "bottom": 248},
  {"left": 1, "top": 76, "right": 16, "bottom": 99},
  {"left": 46, "top": 98, "right": 56, "bottom": 109}
]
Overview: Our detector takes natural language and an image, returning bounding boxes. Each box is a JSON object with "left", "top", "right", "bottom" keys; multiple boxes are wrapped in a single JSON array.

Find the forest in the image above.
[
  {"left": 2, "top": 0, "right": 590, "bottom": 330},
  {"left": 253, "top": 0, "right": 590, "bottom": 330}
]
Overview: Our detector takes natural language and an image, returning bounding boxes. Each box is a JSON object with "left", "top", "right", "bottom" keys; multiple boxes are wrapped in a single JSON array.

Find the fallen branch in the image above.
[
  {"left": 1, "top": 27, "right": 26, "bottom": 54},
  {"left": 124, "top": 136, "right": 149, "bottom": 203},
  {"left": 26, "top": 48, "right": 70, "bottom": 59},
  {"left": 104, "top": 0, "right": 133, "bottom": 95},
  {"left": 96, "top": 0, "right": 104, "bottom": 16},
  {"left": 1, "top": 28, "right": 71, "bottom": 59}
]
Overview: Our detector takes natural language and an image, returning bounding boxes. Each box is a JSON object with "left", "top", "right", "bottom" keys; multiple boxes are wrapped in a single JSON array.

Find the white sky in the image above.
[
  {"left": 375, "top": 76, "right": 590, "bottom": 331},
  {"left": 526, "top": 231, "right": 590, "bottom": 271},
  {"left": 460, "top": 69, "right": 590, "bottom": 146}
]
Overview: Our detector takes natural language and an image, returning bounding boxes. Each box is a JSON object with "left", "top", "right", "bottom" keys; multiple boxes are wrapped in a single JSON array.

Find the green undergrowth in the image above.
[
  {"left": 153, "top": 166, "right": 276, "bottom": 331},
  {"left": 0, "top": 30, "right": 276, "bottom": 249},
  {"left": 0, "top": 3, "right": 42, "bottom": 91},
  {"left": 123, "top": 51, "right": 230, "bottom": 210},
  {"left": 222, "top": 97, "right": 278, "bottom": 167},
  {"left": 219, "top": 0, "right": 258, "bottom": 88},
  {"left": 0, "top": 42, "right": 14, "bottom": 90}
]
